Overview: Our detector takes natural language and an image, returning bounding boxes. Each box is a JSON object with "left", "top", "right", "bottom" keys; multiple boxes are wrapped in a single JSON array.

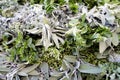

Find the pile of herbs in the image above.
[{"left": 0, "top": 0, "right": 120, "bottom": 80}]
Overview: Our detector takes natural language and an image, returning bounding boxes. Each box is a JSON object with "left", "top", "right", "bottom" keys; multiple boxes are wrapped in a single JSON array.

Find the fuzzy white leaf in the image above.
[
  {"left": 40, "top": 62, "right": 49, "bottom": 79},
  {"left": 66, "top": 27, "right": 79, "bottom": 36},
  {"left": 64, "top": 55, "right": 77, "bottom": 63},
  {"left": 62, "top": 60, "right": 74, "bottom": 70},
  {"left": 88, "top": 6, "right": 96, "bottom": 16},
  {"left": 100, "top": 15, "right": 106, "bottom": 25},
  {"left": 110, "top": 73, "right": 116, "bottom": 80},
  {"left": 82, "top": 7, "right": 88, "bottom": 14},
  {"left": 42, "top": 25, "right": 52, "bottom": 50},
  {"left": 112, "top": 32, "right": 119, "bottom": 46},
  {"left": 52, "top": 34, "right": 60, "bottom": 48},
  {"left": 18, "top": 63, "right": 39, "bottom": 75},
  {"left": 79, "top": 64, "right": 102, "bottom": 74},
  {"left": 50, "top": 71, "right": 64, "bottom": 77},
  {"left": 25, "top": 28, "right": 41, "bottom": 34},
  {"left": 17, "top": 72, "right": 28, "bottom": 76},
  {"left": 99, "top": 41, "right": 108, "bottom": 54},
  {"left": 108, "top": 52, "right": 120, "bottom": 62},
  {"left": 28, "top": 70, "right": 39, "bottom": 75}
]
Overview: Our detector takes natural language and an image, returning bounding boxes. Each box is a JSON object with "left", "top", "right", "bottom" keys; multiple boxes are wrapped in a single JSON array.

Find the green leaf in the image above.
[
  {"left": 81, "top": 14, "right": 86, "bottom": 26},
  {"left": 104, "top": 0, "right": 110, "bottom": 3},
  {"left": 27, "top": 38, "right": 32, "bottom": 47},
  {"left": 79, "top": 64, "right": 102, "bottom": 74}
]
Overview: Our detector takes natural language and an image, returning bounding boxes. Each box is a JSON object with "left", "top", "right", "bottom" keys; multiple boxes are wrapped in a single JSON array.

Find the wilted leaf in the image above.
[{"left": 79, "top": 64, "right": 102, "bottom": 74}]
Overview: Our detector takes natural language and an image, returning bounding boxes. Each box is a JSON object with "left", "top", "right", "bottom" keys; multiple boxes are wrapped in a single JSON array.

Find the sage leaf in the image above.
[
  {"left": 25, "top": 28, "right": 42, "bottom": 34},
  {"left": 28, "top": 70, "right": 39, "bottom": 75},
  {"left": 17, "top": 72, "right": 28, "bottom": 76},
  {"left": 18, "top": 63, "right": 39, "bottom": 75},
  {"left": 64, "top": 55, "right": 77, "bottom": 63},
  {"left": 79, "top": 64, "right": 102, "bottom": 74},
  {"left": 110, "top": 73, "right": 116, "bottom": 80},
  {"left": 50, "top": 70, "right": 64, "bottom": 77},
  {"left": 99, "top": 41, "right": 108, "bottom": 54},
  {"left": 40, "top": 62, "right": 49, "bottom": 79},
  {"left": 108, "top": 52, "right": 120, "bottom": 62},
  {"left": 111, "top": 32, "right": 119, "bottom": 46}
]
